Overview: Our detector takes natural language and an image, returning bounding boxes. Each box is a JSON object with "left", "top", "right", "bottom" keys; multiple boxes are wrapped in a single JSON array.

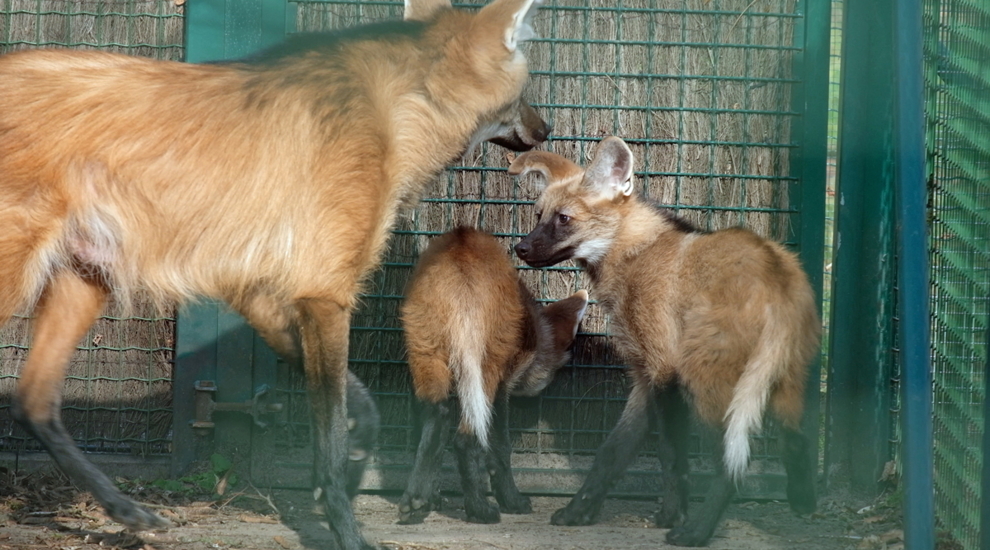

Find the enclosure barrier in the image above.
[
  {"left": 223, "top": 0, "right": 827, "bottom": 499},
  {"left": 0, "top": 0, "right": 828, "bottom": 502},
  {"left": 923, "top": 0, "right": 990, "bottom": 548}
]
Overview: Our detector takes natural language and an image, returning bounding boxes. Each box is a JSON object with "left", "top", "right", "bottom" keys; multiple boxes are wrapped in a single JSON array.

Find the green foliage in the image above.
[
  {"left": 144, "top": 453, "right": 238, "bottom": 498},
  {"left": 210, "top": 453, "right": 233, "bottom": 474}
]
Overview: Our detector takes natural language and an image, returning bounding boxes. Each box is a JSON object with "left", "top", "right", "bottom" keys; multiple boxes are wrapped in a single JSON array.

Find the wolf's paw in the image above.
[
  {"left": 498, "top": 493, "right": 532, "bottom": 515},
  {"left": 665, "top": 522, "right": 715, "bottom": 547},
  {"left": 786, "top": 482, "right": 816, "bottom": 515},
  {"left": 654, "top": 500, "right": 685, "bottom": 529},
  {"left": 398, "top": 493, "right": 435, "bottom": 525},
  {"left": 465, "top": 499, "right": 500, "bottom": 524},
  {"left": 550, "top": 499, "right": 598, "bottom": 526},
  {"left": 106, "top": 497, "right": 171, "bottom": 531}
]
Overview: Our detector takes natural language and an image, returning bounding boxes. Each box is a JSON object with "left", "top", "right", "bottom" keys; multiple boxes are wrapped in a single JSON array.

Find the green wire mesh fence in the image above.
[
  {"left": 245, "top": 0, "right": 817, "bottom": 498},
  {"left": 924, "top": 0, "right": 990, "bottom": 547},
  {"left": 0, "top": 0, "right": 183, "bottom": 457}
]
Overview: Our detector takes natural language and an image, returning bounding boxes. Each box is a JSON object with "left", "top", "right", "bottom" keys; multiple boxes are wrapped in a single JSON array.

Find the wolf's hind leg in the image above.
[
  {"left": 487, "top": 390, "right": 531, "bottom": 514},
  {"left": 399, "top": 400, "right": 454, "bottom": 524},
  {"left": 13, "top": 271, "right": 169, "bottom": 531}
]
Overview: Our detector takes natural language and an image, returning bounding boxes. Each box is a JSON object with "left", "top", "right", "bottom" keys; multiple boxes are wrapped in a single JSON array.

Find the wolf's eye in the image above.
[
  {"left": 536, "top": 210, "right": 543, "bottom": 220},
  {"left": 557, "top": 213, "right": 570, "bottom": 225}
]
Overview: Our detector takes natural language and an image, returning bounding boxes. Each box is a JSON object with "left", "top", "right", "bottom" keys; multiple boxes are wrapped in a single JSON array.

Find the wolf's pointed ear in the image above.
[
  {"left": 584, "top": 136, "right": 635, "bottom": 200},
  {"left": 477, "top": 0, "right": 542, "bottom": 53},
  {"left": 508, "top": 150, "right": 583, "bottom": 188},
  {"left": 404, "top": 0, "right": 451, "bottom": 21}
]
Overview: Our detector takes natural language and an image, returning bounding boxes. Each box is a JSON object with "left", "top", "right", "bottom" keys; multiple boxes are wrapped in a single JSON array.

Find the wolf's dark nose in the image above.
[
  {"left": 536, "top": 122, "right": 553, "bottom": 143},
  {"left": 514, "top": 241, "right": 531, "bottom": 259}
]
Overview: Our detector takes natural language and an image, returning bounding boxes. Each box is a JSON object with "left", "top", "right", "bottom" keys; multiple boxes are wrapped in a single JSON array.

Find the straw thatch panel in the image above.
[{"left": 0, "top": 0, "right": 183, "bottom": 57}]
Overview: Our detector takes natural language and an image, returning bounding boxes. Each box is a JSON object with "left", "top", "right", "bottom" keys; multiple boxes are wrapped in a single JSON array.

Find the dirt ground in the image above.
[{"left": 0, "top": 467, "right": 904, "bottom": 550}]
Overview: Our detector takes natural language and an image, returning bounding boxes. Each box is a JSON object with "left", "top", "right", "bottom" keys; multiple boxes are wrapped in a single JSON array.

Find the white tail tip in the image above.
[{"left": 723, "top": 426, "right": 751, "bottom": 483}]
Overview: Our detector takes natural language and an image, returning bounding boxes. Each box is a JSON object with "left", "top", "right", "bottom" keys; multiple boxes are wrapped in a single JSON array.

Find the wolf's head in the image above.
[
  {"left": 510, "top": 137, "right": 637, "bottom": 268},
  {"left": 509, "top": 288, "right": 589, "bottom": 397},
  {"left": 405, "top": 0, "right": 550, "bottom": 151}
]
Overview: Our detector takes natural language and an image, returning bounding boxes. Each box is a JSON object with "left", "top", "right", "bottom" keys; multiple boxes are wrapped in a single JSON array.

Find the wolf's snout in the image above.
[{"left": 533, "top": 121, "right": 553, "bottom": 143}]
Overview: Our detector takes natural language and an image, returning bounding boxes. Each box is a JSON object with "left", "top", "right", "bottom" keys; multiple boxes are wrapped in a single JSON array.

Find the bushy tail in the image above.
[
  {"left": 449, "top": 310, "right": 492, "bottom": 449},
  {"left": 722, "top": 325, "right": 789, "bottom": 482}
]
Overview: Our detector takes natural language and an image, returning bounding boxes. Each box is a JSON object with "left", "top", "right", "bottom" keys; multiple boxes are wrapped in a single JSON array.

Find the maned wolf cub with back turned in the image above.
[
  {"left": 510, "top": 137, "right": 820, "bottom": 547},
  {"left": 400, "top": 226, "right": 588, "bottom": 525}
]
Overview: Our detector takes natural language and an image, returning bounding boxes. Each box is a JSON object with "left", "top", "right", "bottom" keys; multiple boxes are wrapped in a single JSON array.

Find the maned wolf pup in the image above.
[
  {"left": 0, "top": 0, "right": 549, "bottom": 547},
  {"left": 399, "top": 226, "right": 588, "bottom": 524},
  {"left": 510, "top": 137, "right": 820, "bottom": 547}
]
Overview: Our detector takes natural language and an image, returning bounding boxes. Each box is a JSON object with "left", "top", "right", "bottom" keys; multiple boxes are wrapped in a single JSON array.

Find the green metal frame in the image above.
[
  {"left": 791, "top": 0, "right": 831, "bottom": 480},
  {"left": 894, "top": 0, "right": 933, "bottom": 547},
  {"left": 825, "top": 0, "right": 900, "bottom": 494}
]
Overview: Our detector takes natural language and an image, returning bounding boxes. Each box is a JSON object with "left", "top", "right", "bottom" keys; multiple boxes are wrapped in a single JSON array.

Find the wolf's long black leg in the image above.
[
  {"left": 551, "top": 380, "right": 654, "bottom": 526},
  {"left": 487, "top": 391, "right": 531, "bottom": 514},
  {"left": 398, "top": 400, "right": 454, "bottom": 524}
]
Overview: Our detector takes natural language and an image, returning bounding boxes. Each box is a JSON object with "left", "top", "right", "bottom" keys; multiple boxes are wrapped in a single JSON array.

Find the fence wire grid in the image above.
[{"left": 924, "top": 0, "right": 990, "bottom": 547}]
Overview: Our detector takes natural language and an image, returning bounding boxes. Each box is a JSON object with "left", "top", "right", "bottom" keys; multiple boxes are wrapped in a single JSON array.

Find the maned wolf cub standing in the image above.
[
  {"left": 0, "top": 0, "right": 549, "bottom": 547},
  {"left": 400, "top": 226, "right": 588, "bottom": 524},
  {"left": 511, "top": 137, "right": 820, "bottom": 547}
]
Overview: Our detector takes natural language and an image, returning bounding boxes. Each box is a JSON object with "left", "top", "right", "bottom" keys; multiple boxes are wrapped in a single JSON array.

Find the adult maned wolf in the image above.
[
  {"left": 0, "top": 0, "right": 549, "bottom": 547},
  {"left": 510, "top": 137, "right": 820, "bottom": 547},
  {"left": 399, "top": 226, "right": 587, "bottom": 525}
]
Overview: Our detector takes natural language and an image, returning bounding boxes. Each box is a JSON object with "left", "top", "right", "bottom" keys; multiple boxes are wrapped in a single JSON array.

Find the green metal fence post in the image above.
[
  {"left": 172, "top": 0, "right": 295, "bottom": 476},
  {"left": 825, "top": 0, "right": 898, "bottom": 494},
  {"left": 791, "top": 0, "right": 831, "bottom": 485},
  {"left": 894, "top": 0, "right": 934, "bottom": 546}
]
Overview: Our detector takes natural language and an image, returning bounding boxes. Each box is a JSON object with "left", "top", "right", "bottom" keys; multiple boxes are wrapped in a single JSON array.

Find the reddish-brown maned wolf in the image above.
[
  {"left": 0, "top": 0, "right": 550, "bottom": 547},
  {"left": 399, "top": 226, "right": 587, "bottom": 524},
  {"left": 510, "top": 137, "right": 820, "bottom": 547}
]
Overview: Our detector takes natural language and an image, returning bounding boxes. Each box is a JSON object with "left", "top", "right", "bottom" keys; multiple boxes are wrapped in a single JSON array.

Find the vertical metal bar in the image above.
[
  {"left": 705, "top": 2, "right": 719, "bottom": 232},
  {"left": 737, "top": 1, "right": 752, "bottom": 228},
  {"left": 33, "top": 0, "right": 40, "bottom": 46},
  {"left": 674, "top": 0, "right": 687, "bottom": 213},
  {"left": 2, "top": 0, "right": 10, "bottom": 47},
  {"left": 825, "top": 0, "right": 896, "bottom": 493},
  {"left": 894, "top": 0, "right": 933, "bottom": 546},
  {"left": 791, "top": 0, "right": 830, "bottom": 483}
]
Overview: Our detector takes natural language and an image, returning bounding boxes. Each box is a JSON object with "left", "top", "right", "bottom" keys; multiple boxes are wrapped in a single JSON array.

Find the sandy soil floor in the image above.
[{"left": 0, "top": 467, "right": 904, "bottom": 550}]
